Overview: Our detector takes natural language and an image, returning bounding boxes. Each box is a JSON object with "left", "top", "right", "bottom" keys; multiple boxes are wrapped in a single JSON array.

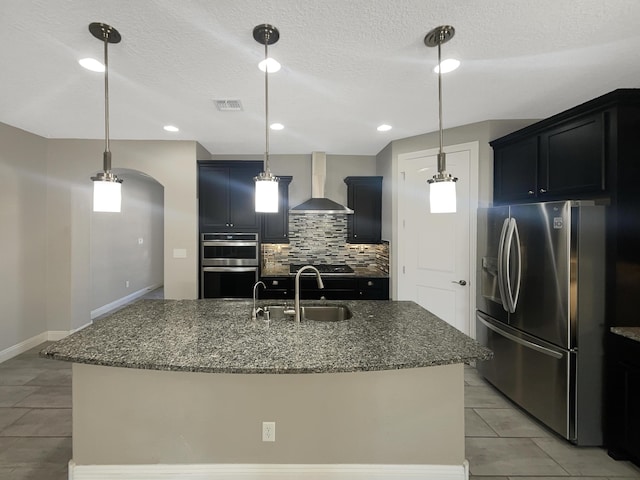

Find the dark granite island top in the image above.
[{"left": 40, "top": 299, "right": 491, "bottom": 374}]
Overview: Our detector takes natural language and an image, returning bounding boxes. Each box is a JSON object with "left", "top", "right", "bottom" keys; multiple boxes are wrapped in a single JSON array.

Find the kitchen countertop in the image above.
[
  {"left": 611, "top": 326, "right": 640, "bottom": 343},
  {"left": 40, "top": 299, "right": 491, "bottom": 374},
  {"left": 261, "top": 265, "right": 388, "bottom": 278}
]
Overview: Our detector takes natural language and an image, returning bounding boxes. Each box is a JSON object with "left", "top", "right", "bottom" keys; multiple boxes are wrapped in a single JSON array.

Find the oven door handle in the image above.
[
  {"left": 202, "top": 267, "right": 258, "bottom": 272},
  {"left": 202, "top": 241, "right": 258, "bottom": 247}
]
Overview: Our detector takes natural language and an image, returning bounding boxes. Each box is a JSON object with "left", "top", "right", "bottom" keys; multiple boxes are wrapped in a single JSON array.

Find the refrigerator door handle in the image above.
[
  {"left": 477, "top": 315, "right": 563, "bottom": 359},
  {"left": 505, "top": 218, "right": 522, "bottom": 312},
  {"left": 503, "top": 218, "right": 516, "bottom": 313},
  {"left": 497, "top": 218, "right": 510, "bottom": 312}
]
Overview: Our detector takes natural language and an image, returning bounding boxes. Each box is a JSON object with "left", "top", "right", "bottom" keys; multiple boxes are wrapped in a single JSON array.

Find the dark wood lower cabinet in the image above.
[
  {"left": 606, "top": 333, "right": 640, "bottom": 466},
  {"left": 259, "top": 276, "right": 389, "bottom": 300}
]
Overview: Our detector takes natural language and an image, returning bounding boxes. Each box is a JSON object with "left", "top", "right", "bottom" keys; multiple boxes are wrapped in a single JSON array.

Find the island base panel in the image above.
[{"left": 72, "top": 363, "right": 464, "bottom": 467}]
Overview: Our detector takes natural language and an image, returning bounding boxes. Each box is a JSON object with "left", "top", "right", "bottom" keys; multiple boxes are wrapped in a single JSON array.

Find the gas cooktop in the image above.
[{"left": 289, "top": 264, "right": 355, "bottom": 275}]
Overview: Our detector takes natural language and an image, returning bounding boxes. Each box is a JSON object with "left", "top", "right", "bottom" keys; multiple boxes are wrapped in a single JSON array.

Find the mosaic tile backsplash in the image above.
[{"left": 262, "top": 213, "right": 389, "bottom": 272}]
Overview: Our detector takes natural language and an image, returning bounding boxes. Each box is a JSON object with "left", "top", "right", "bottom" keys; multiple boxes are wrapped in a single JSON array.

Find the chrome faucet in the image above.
[
  {"left": 294, "top": 266, "right": 324, "bottom": 323},
  {"left": 252, "top": 281, "right": 266, "bottom": 321}
]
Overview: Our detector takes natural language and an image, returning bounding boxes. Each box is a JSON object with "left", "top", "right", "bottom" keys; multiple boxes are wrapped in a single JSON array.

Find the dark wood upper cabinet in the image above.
[
  {"left": 493, "top": 136, "right": 539, "bottom": 203},
  {"left": 540, "top": 113, "right": 606, "bottom": 197},
  {"left": 198, "top": 161, "right": 263, "bottom": 232},
  {"left": 261, "top": 176, "right": 292, "bottom": 244},
  {"left": 344, "top": 176, "right": 383, "bottom": 244}
]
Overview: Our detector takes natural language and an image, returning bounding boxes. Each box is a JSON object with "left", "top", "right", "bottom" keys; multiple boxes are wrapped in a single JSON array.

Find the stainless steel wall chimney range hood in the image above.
[{"left": 290, "top": 152, "right": 354, "bottom": 214}]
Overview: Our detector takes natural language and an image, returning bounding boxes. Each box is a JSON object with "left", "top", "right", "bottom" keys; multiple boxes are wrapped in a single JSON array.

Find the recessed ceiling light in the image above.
[
  {"left": 79, "top": 57, "right": 104, "bottom": 72},
  {"left": 258, "top": 58, "right": 281, "bottom": 73},
  {"left": 270, "top": 123, "right": 284, "bottom": 130},
  {"left": 377, "top": 124, "right": 392, "bottom": 132},
  {"left": 163, "top": 125, "right": 179, "bottom": 132},
  {"left": 434, "top": 58, "right": 460, "bottom": 74}
]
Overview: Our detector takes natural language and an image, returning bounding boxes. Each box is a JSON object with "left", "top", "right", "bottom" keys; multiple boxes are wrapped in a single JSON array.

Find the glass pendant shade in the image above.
[
  {"left": 429, "top": 180, "right": 457, "bottom": 213},
  {"left": 255, "top": 176, "right": 279, "bottom": 213},
  {"left": 93, "top": 180, "right": 122, "bottom": 212}
]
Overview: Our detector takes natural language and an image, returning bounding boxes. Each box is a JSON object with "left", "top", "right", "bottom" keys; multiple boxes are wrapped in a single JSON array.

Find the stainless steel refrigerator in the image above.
[{"left": 476, "top": 201, "right": 605, "bottom": 445}]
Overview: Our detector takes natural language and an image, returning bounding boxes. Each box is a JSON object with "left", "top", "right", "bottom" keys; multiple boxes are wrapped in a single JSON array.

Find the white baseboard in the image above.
[
  {"left": 91, "top": 283, "right": 163, "bottom": 320},
  {"left": 69, "top": 462, "right": 467, "bottom": 480},
  {"left": 0, "top": 332, "right": 49, "bottom": 363}
]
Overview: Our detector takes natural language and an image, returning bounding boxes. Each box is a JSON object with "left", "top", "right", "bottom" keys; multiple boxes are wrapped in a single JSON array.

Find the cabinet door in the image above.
[
  {"left": 261, "top": 176, "right": 292, "bottom": 243},
  {"left": 228, "top": 166, "right": 261, "bottom": 230},
  {"left": 358, "top": 277, "right": 389, "bottom": 300},
  {"left": 493, "top": 137, "right": 539, "bottom": 204},
  {"left": 540, "top": 113, "right": 606, "bottom": 197},
  {"left": 261, "top": 277, "right": 292, "bottom": 299},
  {"left": 345, "top": 177, "right": 382, "bottom": 243},
  {"left": 199, "top": 166, "right": 230, "bottom": 231}
]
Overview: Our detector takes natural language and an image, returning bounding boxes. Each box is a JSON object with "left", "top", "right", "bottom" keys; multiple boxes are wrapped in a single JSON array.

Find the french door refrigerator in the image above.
[{"left": 476, "top": 201, "right": 605, "bottom": 445}]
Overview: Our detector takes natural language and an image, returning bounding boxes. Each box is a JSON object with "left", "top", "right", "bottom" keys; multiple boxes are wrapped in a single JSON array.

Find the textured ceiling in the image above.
[{"left": 1, "top": 0, "right": 639, "bottom": 155}]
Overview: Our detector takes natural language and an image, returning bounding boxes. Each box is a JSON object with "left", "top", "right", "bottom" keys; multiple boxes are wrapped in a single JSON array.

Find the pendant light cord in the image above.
[
  {"left": 264, "top": 35, "right": 270, "bottom": 174},
  {"left": 437, "top": 36, "right": 443, "bottom": 158},
  {"left": 103, "top": 31, "right": 111, "bottom": 172}
]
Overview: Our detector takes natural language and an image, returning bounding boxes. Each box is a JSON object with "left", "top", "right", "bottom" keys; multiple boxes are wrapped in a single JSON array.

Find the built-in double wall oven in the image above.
[{"left": 200, "top": 233, "right": 259, "bottom": 298}]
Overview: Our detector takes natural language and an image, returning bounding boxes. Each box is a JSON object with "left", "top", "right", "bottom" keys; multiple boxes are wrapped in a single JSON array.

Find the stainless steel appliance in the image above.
[
  {"left": 476, "top": 201, "right": 605, "bottom": 445},
  {"left": 200, "top": 233, "right": 259, "bottom": 298}
]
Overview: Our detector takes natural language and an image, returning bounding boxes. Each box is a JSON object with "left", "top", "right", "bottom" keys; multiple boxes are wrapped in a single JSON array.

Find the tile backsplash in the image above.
[{"left": 262, "top": 213, "right": 389, "bottom": 271}]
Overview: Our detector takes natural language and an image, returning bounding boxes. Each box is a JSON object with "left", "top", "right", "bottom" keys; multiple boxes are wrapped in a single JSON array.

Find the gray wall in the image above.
[
  {"left": 91, "top": 173, "right": 164, "bottom": 312},
  {"left": 0, "top": 123, "right": 48, "bottom": 353}
]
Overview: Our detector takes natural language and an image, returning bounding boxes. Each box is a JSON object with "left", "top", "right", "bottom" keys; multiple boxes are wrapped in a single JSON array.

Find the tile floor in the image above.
[{"left": 1, "top": 296, "right": 639, "bottom": 479}]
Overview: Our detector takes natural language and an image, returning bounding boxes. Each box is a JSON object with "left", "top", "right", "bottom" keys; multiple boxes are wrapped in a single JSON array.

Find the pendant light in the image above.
[
  {"left": 253, "top": 24, "right": 280, "bottom": 213},
  {"left": 89, "top": 22, "right": 123, "bottom": 213},
  {"left": 425, "top": 25, "right": 457, "bottom": 214}
]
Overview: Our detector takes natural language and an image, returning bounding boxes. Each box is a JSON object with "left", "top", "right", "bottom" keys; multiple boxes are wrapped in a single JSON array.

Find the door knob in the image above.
[{"left": 451, "top": 280, "right": 467, "bottom": 286}]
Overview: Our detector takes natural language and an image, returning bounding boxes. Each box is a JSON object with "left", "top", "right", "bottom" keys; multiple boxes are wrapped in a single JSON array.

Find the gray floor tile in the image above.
[
  {"left": 465, "top": 408, "right": 498, "bottom": 437},
  {"left": 475, "top": 407, "right": 551, "bottom": 438},
  {"left": 0, "top": 387, "right": 39, "bottom": 407},
  {"left": 469, "top": 477, "right": 507, "bottom": 480},
  {"left": 0, "top": 369, "right": 44, "bottom": 386},
  {"left": 509, "top": 477, "right": 607, "bottom": 480},
  {"left": 6, "top": 466, "right": 68, "bottom": 480},
  {"left": 533, "top": 436, "right": 640, "bottom": 477},
  {"left": 464, "top": 385, "right": 513, "bottom": 408},
  {"left": 0, "top": 408, "right": 30, "bottom": 431},
  {"left": 25, "top": 369, "right": 72, "bottom": 386},
  {"left": 0, "top": 437, "right": 71, "bottom": 467},
  {"left": 0, "top": 467, "right": 15, "bottom": 478},
  {"left": 466, "top": 437, "right": 568, "bottom": 476},
  {"left": 0, "top": 357, "right": 70, "bottom": 371},
  {"left": 465, "top": 368, "right": 489, "bottom": 386},
  {"left": 0, "top": 409, "right": 71, "bottom": 437},
  {"left": 14, "top": 387, "right": 71, "bottom": 408}
]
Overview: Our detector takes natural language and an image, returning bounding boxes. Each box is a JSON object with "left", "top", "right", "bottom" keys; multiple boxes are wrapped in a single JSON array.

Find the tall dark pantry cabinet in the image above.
[{"left": 488, "top": 89, "right": 640, "bottom": 454}]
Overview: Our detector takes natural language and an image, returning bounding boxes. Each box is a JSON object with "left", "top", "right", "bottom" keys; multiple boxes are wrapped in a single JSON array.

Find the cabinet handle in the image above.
[
  {"left": 539, "top": 189, "right": 547, "bottom": 194},
  {"left": 367, "top": 281, "right": 374, "bottom": 286},
  {"left": 284, "top": 234, "right": 287, "bottom": 237},
  {"left": 528, "top": 190, "right": 534, "bottom": 195},
  {"left": 230, "top": 223, "right": 234, "bottom": 227},
  {"left": 354, "top": 234, "right": 357, "bottom": 237}
]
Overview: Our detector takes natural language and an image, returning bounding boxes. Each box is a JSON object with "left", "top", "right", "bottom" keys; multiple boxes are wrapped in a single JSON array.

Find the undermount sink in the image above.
[
  {"left": 263, "top": 304, "right": 352, "bottom": 322},
  {"left": 300, "top": 305, "right": 352, "bottom": 322}
]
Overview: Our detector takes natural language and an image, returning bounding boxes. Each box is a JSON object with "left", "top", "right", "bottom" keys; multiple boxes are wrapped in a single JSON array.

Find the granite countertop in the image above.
[
  {"left": 611, "top": 327, "right": 640, "bottom": 343},
  {"left": 261, "top": 265, "right": 388, "bottom": 278},
  {"left": 40, "top": 299, "right": 491, "bottom": 374}
]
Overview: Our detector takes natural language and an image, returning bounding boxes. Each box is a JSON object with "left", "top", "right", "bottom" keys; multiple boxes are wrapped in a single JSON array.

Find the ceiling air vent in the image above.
[{"left": 214, "top": 99, "right": 243, "bottom": 112}]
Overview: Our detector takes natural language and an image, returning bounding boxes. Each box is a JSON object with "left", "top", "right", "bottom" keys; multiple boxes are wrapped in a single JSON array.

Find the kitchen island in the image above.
[{"left": 41, "top": 299, "right": 491, "bottom": 480}]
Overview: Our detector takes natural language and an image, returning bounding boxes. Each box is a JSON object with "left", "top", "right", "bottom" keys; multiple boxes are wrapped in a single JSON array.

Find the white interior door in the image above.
[{"left": 397, "top": 143, "right": 476, "bottom": 334}]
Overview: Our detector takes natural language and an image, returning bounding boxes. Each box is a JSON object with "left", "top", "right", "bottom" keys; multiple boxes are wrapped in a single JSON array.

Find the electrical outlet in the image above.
[{"left": 262, "top": 421, "right": 275, "bottom": 442}]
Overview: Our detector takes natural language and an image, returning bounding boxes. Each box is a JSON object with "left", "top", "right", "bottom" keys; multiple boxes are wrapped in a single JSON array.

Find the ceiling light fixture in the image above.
[
  {"left": 163, "top": 125, "right": 179, "bottom": 132},
  {"left": 79, "top": 57, "right": 104, "bottom": 72},
  {"left": 253, "top": 24, "right": 280, "bottom": 213},
  {"left": 377, "top": 124, "right": 392, "bottom": 132},
  {"left": 258, "top": 58, "right": 281, "bottom": 73},
  {"left": 88, "top": 22, "right": 123, "bottom": 213},
  {"left": 425, "top": 25, "right": 458, "bottom": 214},
  {"left": 434, "top": 58, "right": 460, "bottom": 74},
  {"left": 270, "top": 123, "right": 284, "bottom": 130}
]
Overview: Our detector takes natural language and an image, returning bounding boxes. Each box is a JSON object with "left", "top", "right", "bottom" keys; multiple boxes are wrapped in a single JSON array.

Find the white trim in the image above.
[
  {"left": 90, "top": 283, "right": 163, "bottom": 320},
  {"left": 69, "top": 461, "right": 467, "bottom": 480},
  {"left": 0, "top": 332, "right": 48, "bottom": 363}
]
